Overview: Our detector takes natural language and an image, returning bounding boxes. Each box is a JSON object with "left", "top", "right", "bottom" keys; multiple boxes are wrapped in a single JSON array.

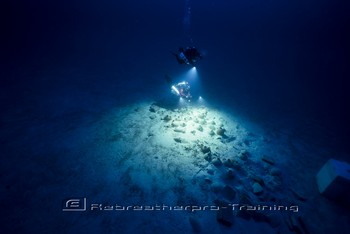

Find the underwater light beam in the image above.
[
  {"left": 172, "top": 85, "right": 180, "bottom": 95},
  {"left": 198, "top": 96, "right": 206, "bottom": 105},
  {"left": 186, "top": 67, "right": 198, "bottom": 80},
  {"left": 179, "top": 97, "right": 186, "bottom": 105}
]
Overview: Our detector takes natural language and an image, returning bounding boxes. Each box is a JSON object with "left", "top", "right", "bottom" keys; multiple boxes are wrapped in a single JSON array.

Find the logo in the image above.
[{"left": 62, "top": 198, "right": 87, "bottom": 211}]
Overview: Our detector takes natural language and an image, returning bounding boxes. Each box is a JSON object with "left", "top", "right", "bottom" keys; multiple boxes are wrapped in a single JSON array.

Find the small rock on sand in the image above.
[
  {"left": 149, "top": 104, "right": 160, "bottom": 113},
  {"left": 212, "top": 158, "right": 222, "bottom": 167},
  {"left": 216, "top": 128, "right": 226, "bottom": 136},
  {"left": 262, "top": 155, "right": 275, "bottom": 165},
  {"left": 253, "top": 182, "right": 263, "bottom": 195}
]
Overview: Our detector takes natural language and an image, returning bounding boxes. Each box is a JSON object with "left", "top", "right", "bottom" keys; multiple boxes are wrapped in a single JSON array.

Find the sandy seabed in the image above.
[{"left": 2, "top": 99, "right": 349, "bottom": 234}]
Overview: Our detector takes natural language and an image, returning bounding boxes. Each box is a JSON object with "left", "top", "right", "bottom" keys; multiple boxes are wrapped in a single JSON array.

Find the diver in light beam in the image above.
[
  {"left": 165, "top": 75, "right": 192, "bottom": 100},
  {"left": 172, "top": 47, "right": 202, "bottom": 66}
]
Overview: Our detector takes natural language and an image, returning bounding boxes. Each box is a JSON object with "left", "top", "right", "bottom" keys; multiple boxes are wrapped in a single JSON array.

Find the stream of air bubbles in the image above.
[{"left": 183, "top": 0, "right": 193, "bottom": 44}]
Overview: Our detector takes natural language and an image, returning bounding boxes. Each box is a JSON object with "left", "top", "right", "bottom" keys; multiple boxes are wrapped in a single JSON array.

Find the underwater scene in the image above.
[{"left": 1, "top": 0, "right": 349, "bottom": 233}]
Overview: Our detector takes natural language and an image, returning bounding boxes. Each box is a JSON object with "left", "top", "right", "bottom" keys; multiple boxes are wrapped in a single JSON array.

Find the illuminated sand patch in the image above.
[{"left": 86, "top": 101, "right": 314, "bottom": 233}]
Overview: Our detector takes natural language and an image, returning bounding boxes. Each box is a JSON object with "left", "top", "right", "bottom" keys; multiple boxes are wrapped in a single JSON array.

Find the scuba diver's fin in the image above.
[
  {"left": 165, "top": 74, "right": 173, "bottom": 87},
  {"left": 171, "top": 51, "right": 183, "bottom": 64}
]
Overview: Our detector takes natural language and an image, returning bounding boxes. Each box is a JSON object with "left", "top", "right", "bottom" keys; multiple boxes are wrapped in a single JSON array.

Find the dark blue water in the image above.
[{"left": 1, "top": 0, "right": 349, "bottom": 233}]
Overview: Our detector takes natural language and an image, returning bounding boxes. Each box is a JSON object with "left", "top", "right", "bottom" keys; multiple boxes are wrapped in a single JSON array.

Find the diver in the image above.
[
  {"left": 172, "top": 47, "right": 202, "bottom": 66},
  {"left": 165, "top": 75, "right": 192, "bottom": 100}
]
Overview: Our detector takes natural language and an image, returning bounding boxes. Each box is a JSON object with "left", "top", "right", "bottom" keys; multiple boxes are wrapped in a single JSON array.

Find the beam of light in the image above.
[
  {"left": 197, "top": 96, "right": 206, "bottom": 106},
  {"left": 186, "top": 67, "right": 198, "bottom": 80},
  {"left": 179, "top": 97, "right": 185, "bottom": 105},
  {"left": 172, "top": 85, "right": 180, "bottom": 95}
]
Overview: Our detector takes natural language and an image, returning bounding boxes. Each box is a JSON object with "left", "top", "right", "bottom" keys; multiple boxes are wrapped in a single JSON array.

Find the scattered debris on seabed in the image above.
[{"left": 91, "top": 101, "right": 321, "bottom": 233}]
